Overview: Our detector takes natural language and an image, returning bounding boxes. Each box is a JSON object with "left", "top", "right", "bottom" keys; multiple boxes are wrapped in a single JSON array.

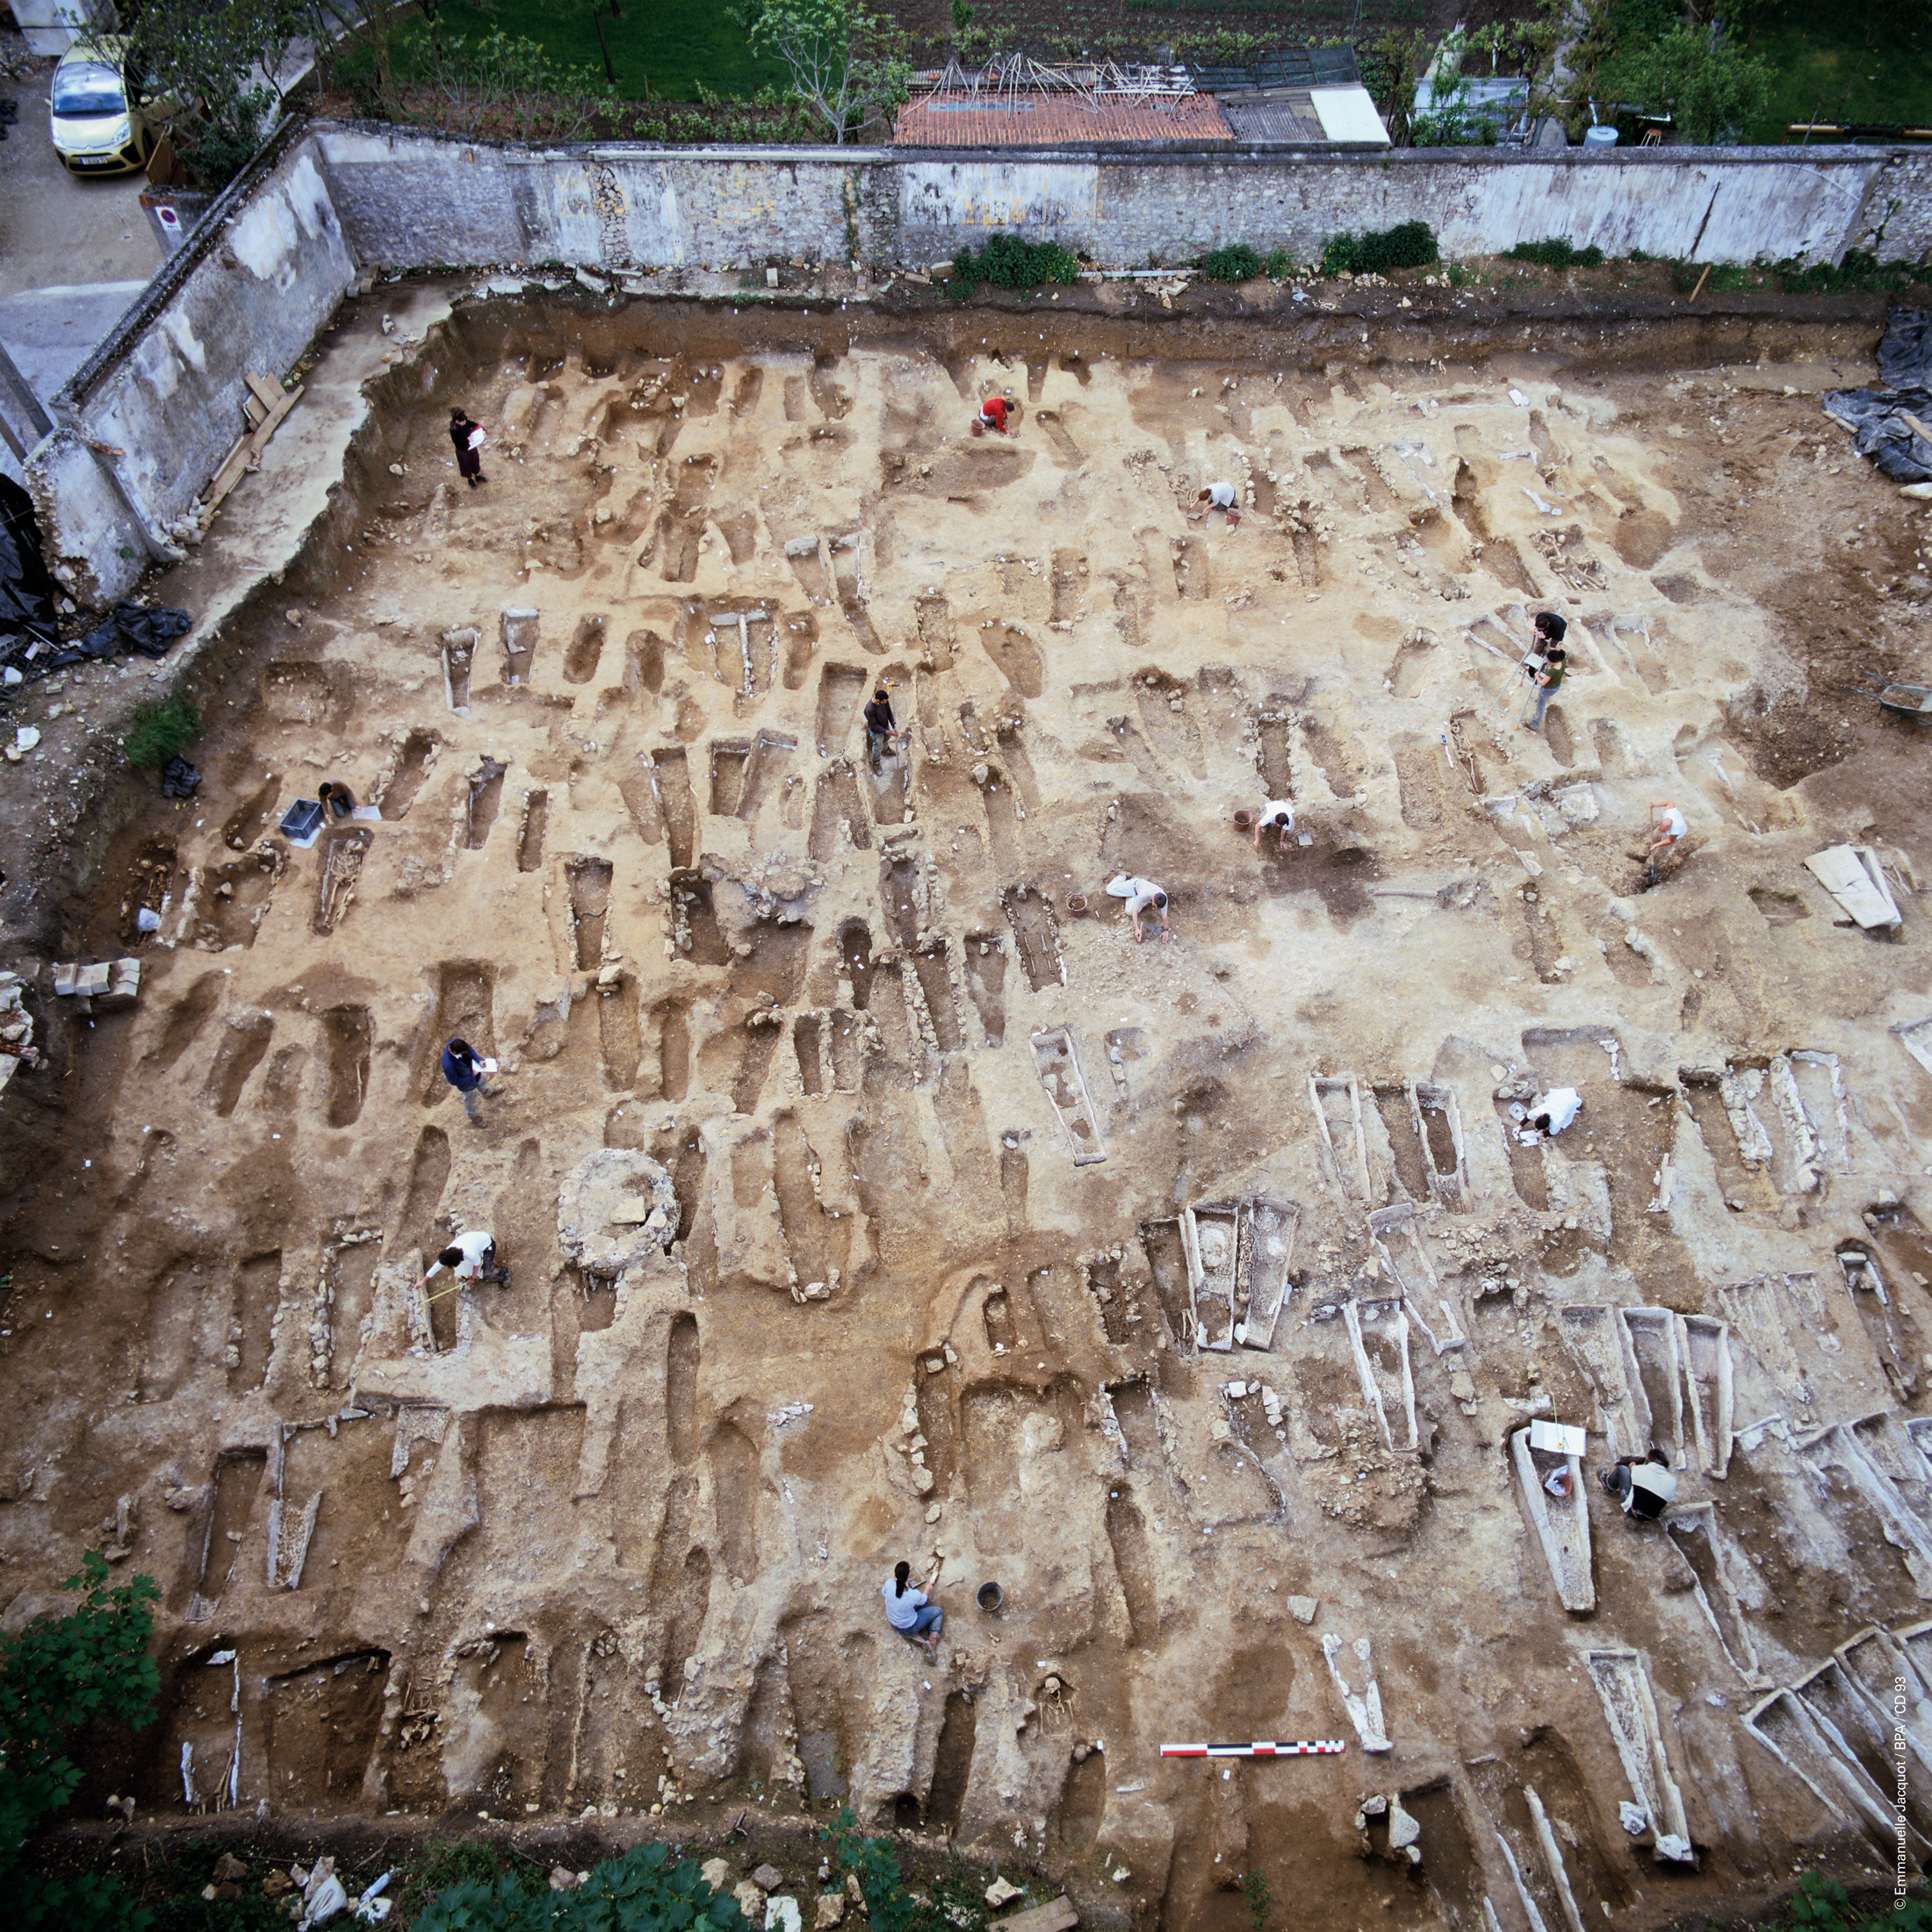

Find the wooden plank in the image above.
[
  {"left": 242, "top": 394, "right": 266, "bottom": 429},
  {"left": 201, "top": 383, "right": 305, "bottom": 513},
  {"left": 992, "top": 1900, "right": 1078, "bottom": 1932},
  {"left": 244, "top": 371, "right": 284, "bottom": 412},
  {"left": 251, "top": 380, "right": 303, "bottom": 441}
]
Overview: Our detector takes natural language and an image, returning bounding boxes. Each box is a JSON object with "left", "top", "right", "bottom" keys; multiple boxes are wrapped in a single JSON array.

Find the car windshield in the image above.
[{"left": 52, "top": 61, "right": 126, "bottom": 118}]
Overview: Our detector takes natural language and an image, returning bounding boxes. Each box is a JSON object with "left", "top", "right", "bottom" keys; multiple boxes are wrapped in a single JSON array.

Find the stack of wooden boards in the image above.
[{"left": 199, "top": 370, "right": 304, "bottom": 523}]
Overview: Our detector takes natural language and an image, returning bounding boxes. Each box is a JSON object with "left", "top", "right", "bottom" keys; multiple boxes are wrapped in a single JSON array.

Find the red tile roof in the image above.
[{"left": 895, "top": 89, "right": 1235, "bottom": 146}]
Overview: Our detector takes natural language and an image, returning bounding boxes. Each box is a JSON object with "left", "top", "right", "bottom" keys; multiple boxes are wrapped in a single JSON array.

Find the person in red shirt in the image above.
[{"left": 972, "top": 393, "right": 1014, "bottom": 436}]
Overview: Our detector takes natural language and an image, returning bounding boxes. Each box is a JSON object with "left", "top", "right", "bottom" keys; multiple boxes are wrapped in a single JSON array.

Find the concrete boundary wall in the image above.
[
  {"left": 25, "top": 120, "right": 1932, "bottom": 605},
  {"left": 31, "top": 129, "right": 360, "bottom": 605},
  {"left": 312, "top": 125, "right": 1932, "bottom": 274}
]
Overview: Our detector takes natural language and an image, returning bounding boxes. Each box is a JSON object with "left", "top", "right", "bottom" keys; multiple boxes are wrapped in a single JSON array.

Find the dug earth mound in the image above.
[{"left": 2, "top": 282, "right": 1931, "bottom": 1928}]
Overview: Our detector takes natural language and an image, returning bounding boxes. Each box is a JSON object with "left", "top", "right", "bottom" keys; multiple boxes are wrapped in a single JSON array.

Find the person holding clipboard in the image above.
[{"left": 450, "top": 407, "right": 489, "bottom": 489}]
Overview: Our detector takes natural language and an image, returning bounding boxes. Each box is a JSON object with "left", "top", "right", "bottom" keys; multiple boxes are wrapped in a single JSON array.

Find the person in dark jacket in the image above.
[
  {"left": 863, "top": 688, "right": 898, "bottom": 774},
  {"left": 450, "top": 408, "right": 487, "bottom": 488},
  {"left": 441, "top": 1037, "right": 501, "bottom": 1124}
]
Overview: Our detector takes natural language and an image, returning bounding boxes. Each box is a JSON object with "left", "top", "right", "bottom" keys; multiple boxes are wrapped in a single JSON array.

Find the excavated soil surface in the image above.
[{"left": 4, "top": 286, "right": 1932, "bottom": 1928}]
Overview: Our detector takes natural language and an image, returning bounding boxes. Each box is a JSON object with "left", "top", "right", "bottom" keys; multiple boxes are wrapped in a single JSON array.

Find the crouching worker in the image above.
[
  {"left": 1193, "top": 479, "right": 1242, "bottom": 528},
  {"left": 972, "top": 393, "right": 1017, "bottom": 436},
  {"left": 883, "top": 1559, "right": 943, "bottom": 1660},
  {"left": 417, "top": 1229, "right": 510, "bottom": 1296},
  {"left": 1599, "top": 1447, "right": 1676, "bottom": 1522}
]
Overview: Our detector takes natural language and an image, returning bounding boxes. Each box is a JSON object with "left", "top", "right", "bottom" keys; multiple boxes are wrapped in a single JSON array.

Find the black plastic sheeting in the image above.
[
  {"left": 1824, "top": 308, "right": 1932, "bottom": 484},
  {"left": 160, "top": 755, "right": 202, "bottom": 799},
  {"left": 70, "top": 601, "right": 192, "bottom": 665},
  {"left": 0, "top": 480, "right": 194, "bottom": 677},
  {"left": 0, "top": 475, "right": 57, "bottom": 649}
]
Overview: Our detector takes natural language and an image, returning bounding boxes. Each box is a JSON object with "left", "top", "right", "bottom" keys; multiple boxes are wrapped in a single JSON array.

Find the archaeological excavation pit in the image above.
[{"left": 4, "top": 283, "right": 1932, "bottom": 1926}]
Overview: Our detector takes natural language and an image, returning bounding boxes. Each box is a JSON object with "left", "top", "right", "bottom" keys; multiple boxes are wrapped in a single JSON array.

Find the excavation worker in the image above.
[
  {"left": 883, "top": 1560, "right": 944, "bottom": 1660},
  {"left": 1528, "top": 1086, "right": 1582, "bottom": 1137},
  {"left": 319, "top": 781, "right": 356, "bottom": 819},
  {"left": 449, "top": 408, "right": 487, "bottom": 489},
  {"left": 973, "top": 393, "right": 1013, "bottom": 436},
  {"left": 1521, "top": 645, "right": 1566, "bottom": 732},
  {"left": 1599, "top": 1448, "right": 1677, "bottom": 1522},
  {"left": 1254, "top": 798, "right": 1295, "bottom": 852},
  {"left": 863, "top": 688, "right": 898, "bottom": 774},
  {"left": 1194, "top": 479, "right": 1242, "bottom": 528},
  {"left": 1646, "top": 802, "right": 1688, "bottom": 862},
  {"left": 441, "top": 1036, "right": 502, "bottom": 1125},
  {"left": 1107, "top": 873, "right": 1171, "bottom": 943},
  {"left": 1532, "top": 610, "right": 1568, "bottom": 652},
  {"left": 416, "top": 1229, "right": 509, "bottom": 1294}
]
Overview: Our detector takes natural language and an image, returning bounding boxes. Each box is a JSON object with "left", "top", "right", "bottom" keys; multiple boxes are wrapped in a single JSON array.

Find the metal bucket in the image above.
[{"left": 977, "top": 1581, "right": 1004, "bottom": 1613}]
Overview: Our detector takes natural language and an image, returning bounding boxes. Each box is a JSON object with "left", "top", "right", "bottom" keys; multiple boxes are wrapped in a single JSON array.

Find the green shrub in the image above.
[
  {"left": 823, "top": 1809, "right": 992, "bottom": 1932},
  {"left": 1504, "top": 237, "right": 1604, "bottom": 269},
  {"left": 414, "top": 1843, "right": 746, "bottom": 1931},
  {"left": 147, "top": 1841, "right": 288, "bottom": 1931},
  {"left": 949, "top": 233, "right": 1082, "bottom": 291},
  {"left": 1322, "top": 233, "right": 1360, "bottom": 276},
  {"left": 1356, "top": 220, "right": 1438, "bottom": 271},
  {"left": 1198, "top": 243, "right": 1261, "bottom": 282},
  {"left": 1771, "top": 249, "right": 1926, "bottom": 295},
  {"left": 125, "top": 694, "right": 202, "bottom": 771},
  {"left": 1321, "top": 221, "right": 1437, "bottom": 277},
  {"left": 1769, "top": 1871, "right": 1932, "bottom": 1932},
  {"left": 1262, "top": 247, "right": 1294, "bottom": 278},
  {"left": 395, "top": 1840, "right": 507, "bottom": 1926},
  {"left": 0, "top": 1552, "right": 161, "bottom": 1929}
]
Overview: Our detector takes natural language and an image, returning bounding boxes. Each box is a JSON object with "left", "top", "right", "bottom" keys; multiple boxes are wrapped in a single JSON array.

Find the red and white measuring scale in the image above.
[{"left": 1161, "top": 1740, "right": 1348, "bottom": 1758}]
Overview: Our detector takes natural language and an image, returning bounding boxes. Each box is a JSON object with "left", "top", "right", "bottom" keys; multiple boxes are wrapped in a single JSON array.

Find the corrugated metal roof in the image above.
[
  {"left": 1221, "top": 92, "right": 1326, "bottom": 142},
  {"left": 894, "top": 90, "right": 1236, "bottom": 146},
  {"left": 1183, "top": 46, "right": 1359, "bottom": 92}
]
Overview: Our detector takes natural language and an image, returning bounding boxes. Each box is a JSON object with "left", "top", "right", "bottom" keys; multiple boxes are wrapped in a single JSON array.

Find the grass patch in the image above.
[
  {"left": 124, "top": 695, "right": 201, "bottom": 772},
  {"left": 1744, "top": 0, "right": 1932, "bottom": 141},
  {"left": 1505, "top": 237, "right": 1604, "bottom": 269}
]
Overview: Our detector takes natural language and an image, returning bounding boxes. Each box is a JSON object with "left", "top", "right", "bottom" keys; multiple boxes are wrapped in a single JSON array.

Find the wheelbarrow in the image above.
[{"left": 1861, "top": 674, "right": 1932, "bottom": 719}]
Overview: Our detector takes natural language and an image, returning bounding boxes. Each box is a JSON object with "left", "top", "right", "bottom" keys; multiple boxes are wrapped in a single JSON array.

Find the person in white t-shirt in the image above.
[
  {"left": 1599, "top": 1447, "right": 1677, "bottom": 1521},
  {"left": 1647, "top": 802, "right": 1688, "bottom": 862},
  {"left": 881, "top": 1560, "right": 943, "bottom": 1659},
  {"left": 1126, "top": 878, "right": 1170, "bottom": 942},
  {"left": 1193, "top": 479, "right": 1242, "bottom": 528},
  {"left": 416, "top": 1229, "right": 509, "bottom": 1294},
  {"left": 1528, "top": 1087, "right": 1581, "bottom": 1137},
  {"left": 1253, "top": 799, "right": 1295, "bottom": 852}
]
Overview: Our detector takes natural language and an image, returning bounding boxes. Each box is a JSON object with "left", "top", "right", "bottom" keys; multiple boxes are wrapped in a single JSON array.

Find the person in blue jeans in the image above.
[
  {"left": 442, "top": 1036, "right": 501, "bottom": 1125},
  {"left": 1522, "top": 645, "right": 1566, "bottom": 731},
  {"left": 882, "top": 1560, "right": 943, "bottom": 1659}
]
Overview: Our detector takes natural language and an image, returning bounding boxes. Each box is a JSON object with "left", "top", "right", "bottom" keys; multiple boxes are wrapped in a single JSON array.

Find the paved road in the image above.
[{"left": 0, "top": 52, "right": 162, "bottom": 407}]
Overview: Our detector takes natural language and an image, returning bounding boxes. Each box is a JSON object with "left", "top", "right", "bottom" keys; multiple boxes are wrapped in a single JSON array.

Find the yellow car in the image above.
[{"left": 48, "top": 35, "right": 166, "bottom": 176}]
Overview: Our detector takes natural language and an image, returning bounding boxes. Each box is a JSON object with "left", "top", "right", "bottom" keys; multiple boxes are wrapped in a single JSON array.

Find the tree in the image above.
[
  {"left": 126, "top": 0, "right": 312, "bottom": 183},
  {"left": 0, "top": 1552, "right": 161, "bottom": 1929},
  {"left": 736, "top": 0, "right": 909, "bottom": 144},
  {"left": 1358, "top": 26, "right": 1430, "bottom": 147},
  {"left": 1604, "top": 23, "right": 1772, "bottom": 143}
]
